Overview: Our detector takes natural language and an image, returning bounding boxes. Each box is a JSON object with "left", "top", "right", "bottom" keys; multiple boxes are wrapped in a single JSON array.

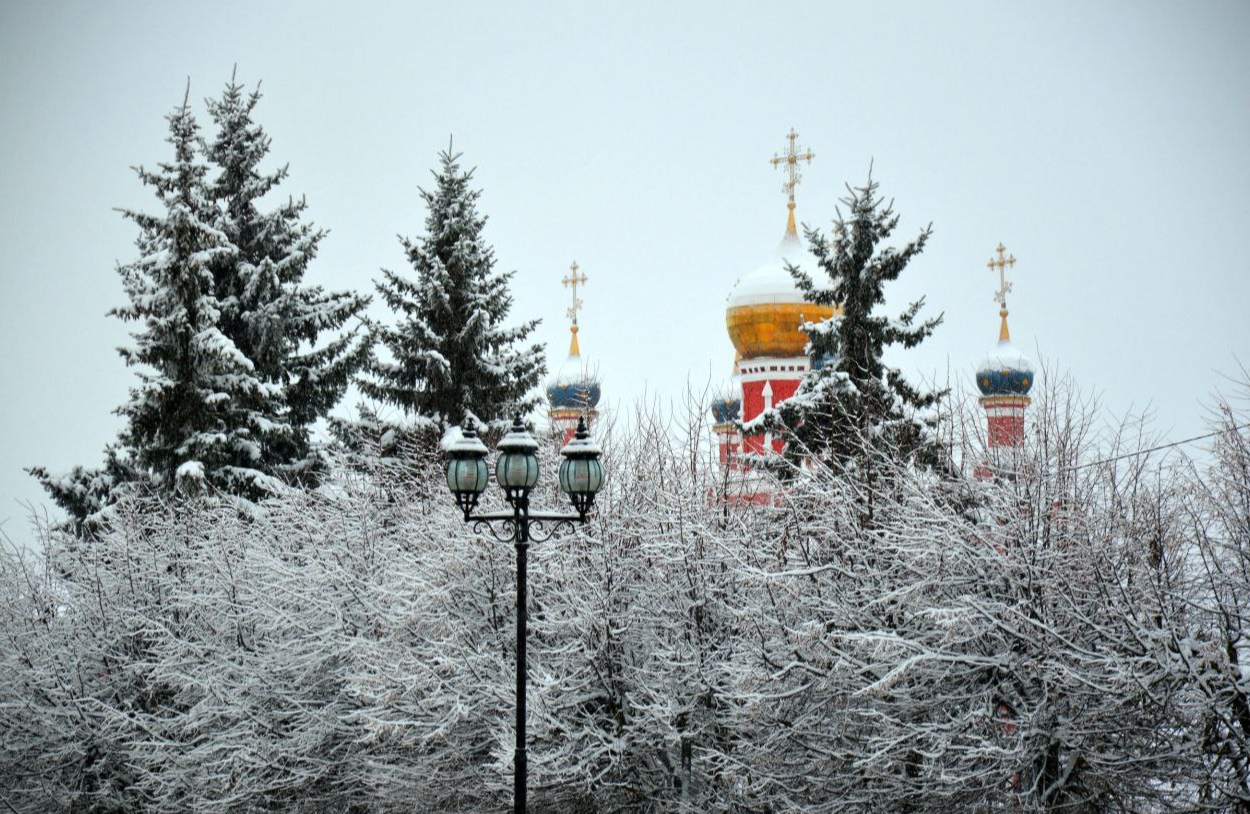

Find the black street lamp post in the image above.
[{"left": 445, "top": 415, "right": 604, "bottom": 814}]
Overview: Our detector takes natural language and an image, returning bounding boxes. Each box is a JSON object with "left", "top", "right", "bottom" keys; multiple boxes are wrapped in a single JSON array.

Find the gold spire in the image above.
[
  {"left": 987, "top": 243, "right": 1017, "bottom": 342},
  {"left": 771, "top": 128, "right": 814, "bottom": 235},
  {"left": 562, "top": 260, "right": 588, "bottom": 357}
]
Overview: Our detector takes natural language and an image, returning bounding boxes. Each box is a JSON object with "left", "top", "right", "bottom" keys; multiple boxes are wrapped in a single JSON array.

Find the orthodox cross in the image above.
[
  {"left": 772, "top": 128, "right": 815, "bottom": 202},
  {"left": 562, "top": 261, "right": 587, "bottom": 325},
  {"left": 772, "top": 128, "right": 814, "bottom": 234},
  {"left": 987, "top": 242, "right": 1016, "bottom": 310}
]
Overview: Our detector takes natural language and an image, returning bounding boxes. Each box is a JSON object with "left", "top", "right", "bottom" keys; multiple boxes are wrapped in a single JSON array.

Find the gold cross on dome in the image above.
[
  {"left": 987, "top": 242, "right": 1016, "bottom": 310},
  {"left": 562, "top": 261, "right": 588, "bottom": 324},
  {"left": 771, "top": 128, "right": 815, "bottom": 203}
]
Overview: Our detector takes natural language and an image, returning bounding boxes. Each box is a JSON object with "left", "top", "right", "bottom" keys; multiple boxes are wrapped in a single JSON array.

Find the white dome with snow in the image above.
[
  {"left": 978, "top": 340, "right": 1031, "bottom": 373},
  {"left": 976, "top": 338, "right": 1034, "bottom": 397},
  {"left": 727, "top": 232, "right": 815, "bottom": 308}
]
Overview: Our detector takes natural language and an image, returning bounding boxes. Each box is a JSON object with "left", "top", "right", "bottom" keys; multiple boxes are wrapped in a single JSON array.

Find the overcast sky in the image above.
[{"left": 2, "top": 0, "right": 1248, "bottom": 544}]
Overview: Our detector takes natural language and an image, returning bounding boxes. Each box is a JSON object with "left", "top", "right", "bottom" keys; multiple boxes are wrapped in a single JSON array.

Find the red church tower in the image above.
[
  {"left": 975, "top": 243, "right": 1033, "bottom": 478},
  {"left": 714, "top": 129, "right": 838, "bottom": 497}
]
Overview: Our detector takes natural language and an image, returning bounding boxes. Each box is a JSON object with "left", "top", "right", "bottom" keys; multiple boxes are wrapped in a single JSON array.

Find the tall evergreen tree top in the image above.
[
  {"left": 28, "top": 95, "right": 236, "bottom": 522},
  {"left": 360, "top": 146, "right": 545, "bottom": 434},
  {"left": 111, "top": 94, "right": 264, "bottom": 495},
  {"left": 30, "top": 77, "right": 372, "bottom": 526},
  {"left": 772, "top": 170, "right": 944, "bottom": 470},
  {"left": 204, "top": 72, "right": 371, "bottom": 471}
]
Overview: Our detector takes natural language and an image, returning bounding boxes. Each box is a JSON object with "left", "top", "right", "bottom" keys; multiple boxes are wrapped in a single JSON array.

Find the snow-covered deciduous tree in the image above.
[
  {"left": 205, "top": 70, "right": 371, "bottom": 487},
  {"left": 1165, "top": 389, "right": 1250, "bottom": 811},
  {"left": 5, "top": 379, "right": 1249, "bottom": 813},
  {"left": 706, "top": 389, "right": 1166, "bottom": 811},
  {"left": 357, "top": 145, "right": 545, "bottom": 442}
]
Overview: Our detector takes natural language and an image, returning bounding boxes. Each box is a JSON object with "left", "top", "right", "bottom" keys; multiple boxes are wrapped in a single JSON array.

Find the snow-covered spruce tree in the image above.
[
  {"left": 28, "top": 91, "right": 261, "bottom": 524},
  {"left": 26, "top": 446, "right": 136, "bottom": 528},
  {"left": 358, "top": 146, "right": 545, "bottom": 440},
  {"left": 771, "top": 170, "right": 944, "bottom": 475},
  {"left": 29, "top": 80, "right": 371, "bottom": 527},
  {"left": 205, "top": 71, "right": 371, "bottom": 485}
]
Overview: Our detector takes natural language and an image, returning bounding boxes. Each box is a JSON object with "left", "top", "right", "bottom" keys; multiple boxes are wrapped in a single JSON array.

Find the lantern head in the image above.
[
  {"left": 496, "top": 415, "right": 540, "bottom": 504},
  {"left": 559, "top": 417, "right": 604, "bottom": 518},
  {"left": 446, "top": 419, "right": 490, "bottom": 519}
]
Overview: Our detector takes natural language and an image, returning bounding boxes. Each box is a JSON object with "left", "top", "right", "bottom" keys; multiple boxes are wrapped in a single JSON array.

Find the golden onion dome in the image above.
[{"left": 726, "top": 231, "right": 837, "bottom": 360}]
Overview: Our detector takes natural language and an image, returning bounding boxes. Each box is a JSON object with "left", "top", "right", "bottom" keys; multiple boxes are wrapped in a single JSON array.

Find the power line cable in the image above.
[{"left": 1061, "top": 422, "right": 1248, "bottom": 472}]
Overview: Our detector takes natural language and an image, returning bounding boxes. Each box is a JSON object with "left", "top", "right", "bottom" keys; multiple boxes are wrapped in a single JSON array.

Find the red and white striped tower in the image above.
[
  {"left": 974, "top": 243, "right": 1033, "bottom": 479},
  {"left": 715, "top": 129, "right": 838, "bottom": 498}
]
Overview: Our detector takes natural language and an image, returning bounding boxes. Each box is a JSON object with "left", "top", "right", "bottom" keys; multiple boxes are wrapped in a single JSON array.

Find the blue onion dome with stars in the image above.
[
  {"left": 547, "top": 336, "right": 602, "bottom": 409},
  {"left": 711, "top": 392, "right": 741, "bottom": 424},
  {"left": 976, "top": 334, "right": 1034, "bottom": 397},
  {"left": 977, "top": 244, "right": 1034, "bottom": 397}
]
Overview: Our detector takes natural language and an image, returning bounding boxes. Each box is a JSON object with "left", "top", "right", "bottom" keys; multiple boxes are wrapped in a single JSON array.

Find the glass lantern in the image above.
[
  {"left": 496, "top": 415, "right": 539, "bottom": 503},
  {"left": 559, "top": 417, "right": 604, "bottom": 518},
  {"left": 445, "top": 420, "right": 490, "bottom": 518}
]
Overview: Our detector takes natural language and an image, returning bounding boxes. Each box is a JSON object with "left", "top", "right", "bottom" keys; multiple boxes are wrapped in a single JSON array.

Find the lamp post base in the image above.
[{"left": 514, "top": 745, "right": 527, "bottom": 813}]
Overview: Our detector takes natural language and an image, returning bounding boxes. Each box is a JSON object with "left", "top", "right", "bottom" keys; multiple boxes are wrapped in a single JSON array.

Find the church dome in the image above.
[
  {"left": 976, "top": 313, "right": 1034, "bottom": 397},
  {"left": 726, "top": 231, "right": 837, "bottom": 360},
  {"left": 976, "top": 342, "right": 1034, "bottom": 397},
  {"left": 711, "top": 394, "right": 741, "bottom": 424},
  {"left": 546, "top": 328, "right": 601, "bottom": 409},
  {"left": 547, "top": 359, "right": 600, "bottom": 409}
]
